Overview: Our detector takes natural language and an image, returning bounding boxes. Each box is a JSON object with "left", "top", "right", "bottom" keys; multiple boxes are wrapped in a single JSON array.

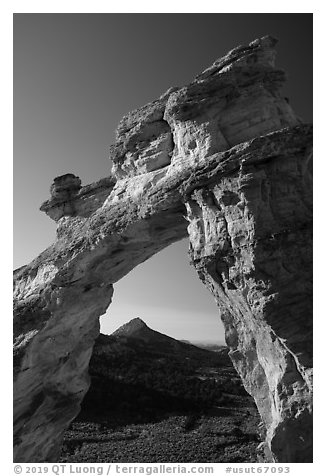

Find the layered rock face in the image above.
[
  {"left": 13, "top": 36, "right": 312, "bottom": 462},
  {"left": 185, "top": 127, "right": 312, "bottom": 462}
]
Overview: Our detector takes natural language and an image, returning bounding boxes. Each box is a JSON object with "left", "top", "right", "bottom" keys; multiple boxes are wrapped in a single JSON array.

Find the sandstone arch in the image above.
[{"left": 13, "top": 36, "right": 312, "bottom": 463}]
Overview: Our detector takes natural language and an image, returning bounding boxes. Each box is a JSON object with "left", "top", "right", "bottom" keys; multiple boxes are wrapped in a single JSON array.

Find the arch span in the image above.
[{"left": 13, "top": 36, "right": 312, "bottom": 463}]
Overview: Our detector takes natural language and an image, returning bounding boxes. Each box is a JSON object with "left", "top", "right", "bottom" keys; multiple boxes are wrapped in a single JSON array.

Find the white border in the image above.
[{"left": 4, "top": 3, "right": 321, "bottom": 474}]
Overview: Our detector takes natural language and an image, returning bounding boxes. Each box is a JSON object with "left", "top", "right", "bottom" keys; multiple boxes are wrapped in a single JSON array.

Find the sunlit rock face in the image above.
[
  {"left": 13, "top": 36, "right": 312, "bottom": 463},
  {"left": 111, "top": 36, "right": 298, "bottom": 179}
]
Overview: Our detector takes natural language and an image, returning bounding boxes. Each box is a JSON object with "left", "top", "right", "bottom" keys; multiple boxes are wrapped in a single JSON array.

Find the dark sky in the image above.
[{"left": 13, "top": 13, "right": 312, "bottom": 342}]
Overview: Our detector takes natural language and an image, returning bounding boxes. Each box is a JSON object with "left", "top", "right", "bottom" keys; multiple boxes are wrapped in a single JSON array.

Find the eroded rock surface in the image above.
[
  {"left": 13, "top": 36, "right": 312, "bottom": 463},
  {"left": 40, "top": 174, "right": 116, "bottom": 221},
  {"left": 185, "top": 128, "right": 312, "bottom": 462}
]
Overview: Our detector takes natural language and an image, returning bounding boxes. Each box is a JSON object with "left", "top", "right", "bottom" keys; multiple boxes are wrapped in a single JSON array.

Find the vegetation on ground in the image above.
[{"left": 60, "top": 334, "right": 261, "bottom": 462}]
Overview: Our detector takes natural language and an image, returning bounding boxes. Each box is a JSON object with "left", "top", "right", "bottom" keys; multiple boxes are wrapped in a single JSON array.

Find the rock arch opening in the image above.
[
  {"left": 99, "top": 238, "right": 225, "bottom": 344},
  {"left": 57, "top": 239, "right": 264, "bottom": 463}
]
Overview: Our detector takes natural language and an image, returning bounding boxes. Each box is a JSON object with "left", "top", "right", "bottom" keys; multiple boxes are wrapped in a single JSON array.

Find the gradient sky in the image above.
[{"left": 13, "top": 13, "right": 312, "bottom": 343}]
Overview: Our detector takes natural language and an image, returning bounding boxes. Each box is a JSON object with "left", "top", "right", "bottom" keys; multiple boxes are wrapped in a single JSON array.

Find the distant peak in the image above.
[
  {"left": 112, "top": 318, "right": 148, "bottom": 336},
  {"left": 128, "top": 317, "right": 147, "bottom": 328}
]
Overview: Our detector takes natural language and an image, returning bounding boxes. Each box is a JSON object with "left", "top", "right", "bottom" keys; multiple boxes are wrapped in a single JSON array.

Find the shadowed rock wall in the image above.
[
  {"left": 13, "top": 36, "right": 312, "bottom": 462},
  {"left": 184, "top": 129, "right": 312, "bottom": 462}
]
